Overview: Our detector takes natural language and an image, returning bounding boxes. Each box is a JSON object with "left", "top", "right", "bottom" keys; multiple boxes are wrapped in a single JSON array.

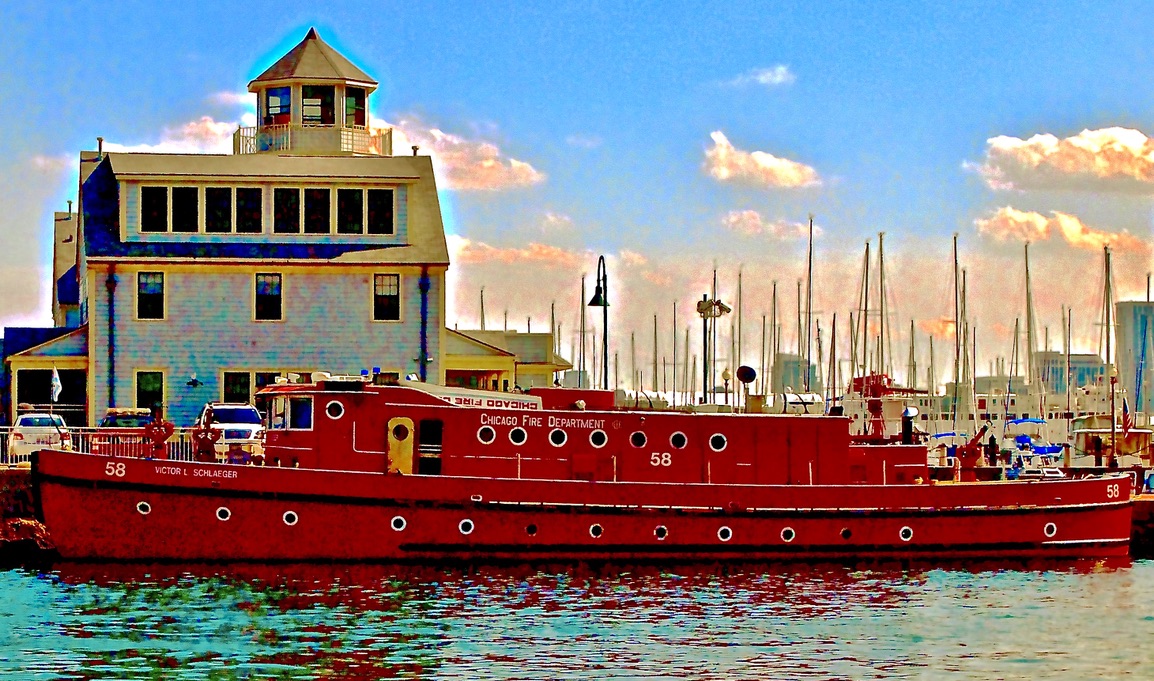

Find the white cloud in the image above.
[
  {"left": 704, "top": 131, "right": 821, "bottom": 188},
  {"left": 721, "top": 210, "right": 815, "bottom": 239},
  {"left": 974, "top": 206, "right": 1148, "bottom": 253},
  {"left": 541, "top": 212, "right": 573, "bottom": 232},
  {"left": 725, "top": 65, "right": 796, "bottom": 88},
  {"left": 379, "top": 116, "right": 546, "bottom": 191},
  {"left": 104, "top": 116, "right": 238, "bottom": 154},
  {"left": 31, "top": 155, "right": 71, "bottom": 173},
  {"left": 210, "top": 91, "right": 254, "bottom": 108},
  {"left": 972, "top": 127, "right": 1154, "bottom": 192}
]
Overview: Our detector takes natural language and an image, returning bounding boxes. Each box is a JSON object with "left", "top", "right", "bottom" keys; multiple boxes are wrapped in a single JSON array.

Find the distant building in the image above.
[
  {"left": 771, "top": 353, "right": 822, "bottom": 394},
  {"left": 446, "top": 330, "right": 572, "bottom": 390},
  {"left": 1116, "top": 301, "right": 1154, "bottom": 412},
  {"left": 1034, "top": 350, "right": 1107, "bottom": 396}
]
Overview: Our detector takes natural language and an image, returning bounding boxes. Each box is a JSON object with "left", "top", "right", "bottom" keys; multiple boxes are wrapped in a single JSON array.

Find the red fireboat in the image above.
[{"left": 32, "top": 376, "right": 1134, "bottom": 562}]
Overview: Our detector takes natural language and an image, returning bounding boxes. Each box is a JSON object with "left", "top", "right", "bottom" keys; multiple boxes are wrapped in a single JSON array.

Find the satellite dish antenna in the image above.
[{"left": 736, "top": 365, "right": 757, "bottom": 385}]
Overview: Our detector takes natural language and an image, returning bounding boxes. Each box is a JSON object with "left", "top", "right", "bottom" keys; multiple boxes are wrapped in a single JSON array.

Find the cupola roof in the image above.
[{"left": 248, "top": 28, "right": 377, "bottom": 90}]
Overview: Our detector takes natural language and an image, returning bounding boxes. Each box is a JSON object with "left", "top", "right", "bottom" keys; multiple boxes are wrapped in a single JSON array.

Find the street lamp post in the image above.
[
  {"left": 588, "top": 256, "right": 609, "bottom": 390},
  {"left": 696, "top": 294, "right": 731, "bottom": 404}
]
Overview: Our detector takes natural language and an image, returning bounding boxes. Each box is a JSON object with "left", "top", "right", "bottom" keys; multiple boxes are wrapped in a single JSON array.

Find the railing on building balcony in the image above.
[{"left": 232, "top": 124, "right": 393, "bottom": 156}]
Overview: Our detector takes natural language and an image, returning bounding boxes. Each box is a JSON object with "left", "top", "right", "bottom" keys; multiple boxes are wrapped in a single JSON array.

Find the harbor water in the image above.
[{"left": 1, "top": 560, "right": 1152, "bottom": 679}]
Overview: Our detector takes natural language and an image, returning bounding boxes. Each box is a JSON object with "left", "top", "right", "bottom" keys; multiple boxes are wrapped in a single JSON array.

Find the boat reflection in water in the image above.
[{"left": 5, "top": 558, "right": 1143, "bottom": 680}]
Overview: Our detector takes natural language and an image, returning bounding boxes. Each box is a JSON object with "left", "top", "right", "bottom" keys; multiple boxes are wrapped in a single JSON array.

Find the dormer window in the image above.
[
  {"left": 345, "top": 87, "right": 366, "bottom": 127},
  {"left": 265, "top": 87, "right": 291, "bottom": 126},
  {"left": 302, "top": 85, "right": 335, "bottom": 125}
]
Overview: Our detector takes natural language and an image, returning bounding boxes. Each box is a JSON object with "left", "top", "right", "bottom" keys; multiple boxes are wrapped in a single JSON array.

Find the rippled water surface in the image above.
[{"left": 1, "top": 559, "right": 1152, "bottom": 679}]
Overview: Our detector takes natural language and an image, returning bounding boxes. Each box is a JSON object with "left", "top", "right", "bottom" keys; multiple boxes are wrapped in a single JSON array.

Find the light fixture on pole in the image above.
[{"left": 588, "top": 255, "right": 609, "bottom": 390}]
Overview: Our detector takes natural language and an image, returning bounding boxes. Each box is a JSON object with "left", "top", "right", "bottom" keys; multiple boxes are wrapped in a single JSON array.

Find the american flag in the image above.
[{"left": 1122, "top": 397, "right": 1133, "bottom": 438}]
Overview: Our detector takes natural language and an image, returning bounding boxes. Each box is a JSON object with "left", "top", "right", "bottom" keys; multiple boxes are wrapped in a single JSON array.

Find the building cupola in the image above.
[{"left": 232, "top": 28, "right": 392, "bottom": 156}]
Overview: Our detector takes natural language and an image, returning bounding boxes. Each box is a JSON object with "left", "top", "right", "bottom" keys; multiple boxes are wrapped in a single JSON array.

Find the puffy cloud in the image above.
[
  {"left": 104, "top": 116, "right": 238, "bottom": 154},
  {"left": 721, "top": 210, "right": 816, "bottom": 239},
  {"left": 31, "top": 155, "right": 71, "bottom": 173},
  {"left": 541, "top": 212, "right": 573, "bottom": 232},
  {"left": 449, "top": 235, "right": 585, "bottom": 269},
  {"left": 973, "top": 127, "right": 1154, "bottom": 192},
  {"left": 974, "top": 206, "right": 1148, "bottom": 253},
  {"left": 210, "top": 91, "right": 254, "bottom": 108},
  {"left": 725, "top": 65, "right": 796, "bottom": 88},
  {"left": 704, "top": 131, "right": 821, "bottom": 188},
  {"left": 381, "top": 117, "right": 546, "bottom": 191}
]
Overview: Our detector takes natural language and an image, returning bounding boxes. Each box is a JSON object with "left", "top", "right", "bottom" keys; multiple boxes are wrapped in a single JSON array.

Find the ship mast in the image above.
[{"left": 805, "top": 216, "right": 814, "bottom": 392}]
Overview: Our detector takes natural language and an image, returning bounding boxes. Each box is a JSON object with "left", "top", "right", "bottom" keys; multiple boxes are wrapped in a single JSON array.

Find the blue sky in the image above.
[{"left": 3, "top": 1, "right": 1153, "bottom": 384}]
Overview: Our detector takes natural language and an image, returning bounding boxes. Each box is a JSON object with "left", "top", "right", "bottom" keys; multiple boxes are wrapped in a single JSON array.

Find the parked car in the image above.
[
  {"left": 92, "top": 408, "right": 154, "bottom": 457},
  {"left": 5, "top": 413, "right": 71, "bottom": 465},
  {"left": 195, "top": 402, "right": 264, "bottom": 461}
]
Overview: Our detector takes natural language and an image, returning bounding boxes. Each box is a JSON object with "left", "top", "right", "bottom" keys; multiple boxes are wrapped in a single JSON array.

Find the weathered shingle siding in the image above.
[{"left": 87, "top": 265, "right": 443, "bottom": 426}]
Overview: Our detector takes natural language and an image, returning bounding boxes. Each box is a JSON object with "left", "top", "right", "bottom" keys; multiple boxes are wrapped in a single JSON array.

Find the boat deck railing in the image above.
[{"left": 0, "top": 426, "right": 198, "bottom": 468}]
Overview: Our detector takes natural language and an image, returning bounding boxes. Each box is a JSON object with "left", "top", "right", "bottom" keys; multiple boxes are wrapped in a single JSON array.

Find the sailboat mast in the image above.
[
  {"left": 878, "top": 232, "right": 888, "bottom": 377},
  {"left": 952, "top": 234, "right": 961, "bottom": 425},
  {"left": 805, "top": 216, "right": 814, "bottom": 391}
]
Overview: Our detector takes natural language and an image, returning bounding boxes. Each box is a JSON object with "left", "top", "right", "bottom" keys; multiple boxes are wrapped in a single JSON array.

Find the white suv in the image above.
[{"left": 194, "top": 403, "right": 264, "bottom": 460}]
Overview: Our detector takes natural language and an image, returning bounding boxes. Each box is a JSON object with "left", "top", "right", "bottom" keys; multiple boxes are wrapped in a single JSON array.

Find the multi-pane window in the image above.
[
  {"left": 205, "top": 187, "right": 232, "bottom": 233},
  {"left": 255, "top": 273, "right": 282, "bottom": 321},
  {"left": 345, "top": 87, "right": 366, "bottom": 127},
  {"left": 265, "top": 87, "right": 291, "bottom": 125},
  {"left": 136, "top": 371, "right": 164, "bottom": 411},
  {"left": 302, "top": 85, "right": 335, "bottom": 125},
  {"left": 274, "top": 188, "right": 300, "bottom": 233},
  {"left": 303, "top": 188, "right": 330, "bottom": 234},
  {"left": 367, "top": 189, "right": 394, "bottom": 234},
  {"left": 236, "top": 187, "right": 263, "bottom": 233},
  {"left": 141, "top": 187, "right": 168, "bottom": 232},
  {"left": 337, "top": 188, "right": 363, "bottom": 234},
  {"left": 171, "top": 187, "right": 199, "bottom": 232},
  {"left": 223, "top": 372, "right": 251, "bottom": 404},
  {"left": 137, "top": 272, "right": 165, "bottom": 320},
  {"left": 373, "top": 274, "right": 400, "bottom": 321}
]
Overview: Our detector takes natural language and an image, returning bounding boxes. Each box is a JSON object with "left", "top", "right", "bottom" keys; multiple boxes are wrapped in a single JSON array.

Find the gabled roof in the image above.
[
  {"left": 7, "top": 326, "right": 87, "bottom": 359},
  {"left": 444, "top": 329, "right": 516, "bottom": 358},
  {"left": 250, "top": 28, "right": 377, "bottom": 89}
]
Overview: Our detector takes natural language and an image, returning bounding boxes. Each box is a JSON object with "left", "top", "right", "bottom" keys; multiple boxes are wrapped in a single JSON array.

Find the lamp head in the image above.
[{"left": 587, "top": 285, "right": 608, "bottom": 308}]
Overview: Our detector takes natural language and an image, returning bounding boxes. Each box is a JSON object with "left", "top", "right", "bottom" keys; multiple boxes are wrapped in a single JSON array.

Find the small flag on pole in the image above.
[
  {"left": 1122, "top": 397, "right": 1133, "bottom": 438},
  {"left": 51, "top": 367, "right": 62, "bottom": 403}
]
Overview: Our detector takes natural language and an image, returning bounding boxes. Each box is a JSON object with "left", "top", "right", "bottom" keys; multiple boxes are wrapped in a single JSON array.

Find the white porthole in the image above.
[
  {"left": 283, "top": 511, "right": 299, "bottom": 526},
  {"left": 709, "top": 434, "right": 728, "bottom": 452},
  {"left": 654, "top": 525, "right": 668, "bottom": 541},
  {"left": 136, "top": 501, "right": 151, "bottom": 516},
  {"left": 780, "top": 527, "right": 796, "bottom": 543},
  {"left": 1043, "top": 522, "right": 1058, "bottom": 538},
  {"left": 509, "top": 427, "right": 527, "bottom": 446},
  {"left": 325, "top": 401, "right": 345, "bottom": 420},
  {"left": 670, "top": 432, "right": 688, "bottom": 449},
  {"left": 477, "top": 425, "right": 496, "bottom": 445},
  {"left": 630, "top": 431, "right": 647, "bottom": 448},
  {"left": 216, "top": 506, "right": 231, "bottom": 522},
  {"left": 717, "top": 525, "right": 733, "bottom": 542},
  {"left": 590, "top": 429, "right": 608, "bottom": 448},
  {"left": 549, "top": 428, "right": 568, "bottom": 447},
  {"left": 899, "top": 526, "right": 913, "bottom": 542},
  {"left": 459, "top": 518, "right": 475, "bottom": 535},
  {"left": 391, "top": 515, "right": 407, "bottom": 531},
  {"left": 589, "top": 523, "right": 604, "bottom": 538}
]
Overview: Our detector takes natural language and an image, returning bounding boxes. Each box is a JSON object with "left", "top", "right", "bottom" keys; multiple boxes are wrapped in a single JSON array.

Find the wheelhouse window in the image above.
[
  {"left": 274, "top": 188, "right": 300, "bottom": 233},
  {"left": 136, "top": 371, "right": 164, "bottom": 411},
  {"left": 236, "top": 187, "right": 263, "bottom": 233},
  {"left": 303, "top": 188, "right": 331, "bottom": 234},
  {"left": 270, "top": 396, "right": 313, "bottom": 429},
  {"left": 171, "top": 187, "right": 199, "bottom": 233},
  {"left": 137, "top": 272, "right": 165, "bottom": 320},
  {"left": 373, "top": 274, "right": 400, "bottom": 321},
  {"left": 223, "top": 371, "right": 251, "bottom": 403},
  {"left": 345, "top": 87, "right": 366, "bottom": 127},
  {"left": 367, "top": 189, "right": 394, "bottom": 235},
  {"left": 302, "top": 85, "right": 335, "bottom": 125},
  {"left": 140, "top": 187, "right": 168, "bottom": 232},
  {"left": 205, "top": 187, "right": 232, "bottom": 233},
  {"left": 255, "top": 273, "right": 282, "bottom": 321},
  {"left": 265, "top": 87, "right": 291, "bottom": 126},
  {"left": 337, "top": 188, "right": 364, "bottom": 234}
]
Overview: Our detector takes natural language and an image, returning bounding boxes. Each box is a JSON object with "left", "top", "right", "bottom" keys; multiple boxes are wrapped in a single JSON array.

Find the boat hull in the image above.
[{"left": 33, "top": 450, "right": 1133, "bottom": 562}]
